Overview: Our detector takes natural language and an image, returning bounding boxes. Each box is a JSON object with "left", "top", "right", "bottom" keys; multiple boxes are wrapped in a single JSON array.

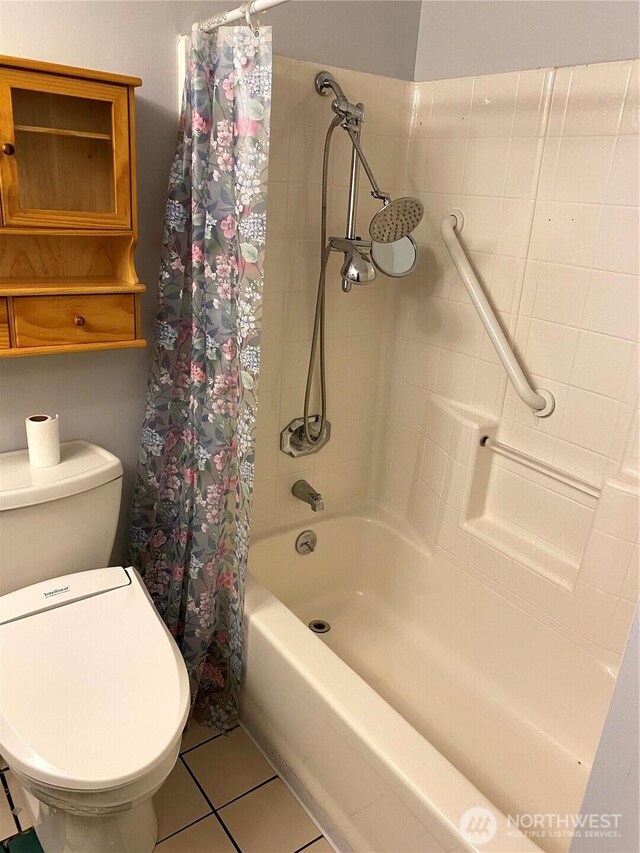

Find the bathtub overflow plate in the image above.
[
  {"left": 308, "top": 619, "right": 330, "bottom": 634},
  {"left": 295, "top": 530, "right": 317, "bottom": 554}
]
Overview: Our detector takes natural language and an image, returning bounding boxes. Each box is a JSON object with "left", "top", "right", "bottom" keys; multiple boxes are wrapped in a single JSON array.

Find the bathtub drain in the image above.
[{"left": 308, "top": 619, "right": 330, "bottom": 634}]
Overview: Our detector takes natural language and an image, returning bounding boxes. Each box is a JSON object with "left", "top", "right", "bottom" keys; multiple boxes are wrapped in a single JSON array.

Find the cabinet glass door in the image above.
[{"left": 0, "top": 69, "right": 131, "bottom": 229}]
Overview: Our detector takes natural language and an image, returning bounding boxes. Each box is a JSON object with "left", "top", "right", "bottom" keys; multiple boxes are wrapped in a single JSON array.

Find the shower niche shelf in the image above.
[
  {"left": 461, "top": 421, "right": 597, "bottom": 590},
  {"left": 0, "top": 55, "right": 146, "bottom": 357},
  {"left": 426, "top": 396, "right": 597, "bottom": 592}
]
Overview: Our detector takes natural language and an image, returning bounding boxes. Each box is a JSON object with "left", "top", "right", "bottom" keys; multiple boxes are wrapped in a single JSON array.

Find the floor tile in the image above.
[
  {"left": 1, "top": 782, "right": 17, "bottom": 842},
  {"left": 220, "top": 778, "right": 319, "bottom": 853},
  {"left": 180, "top": 722, "right": 221, "bottom": 753},
  {"left": 153, "top": 760, "right": 211, "bottom": 841},
  {"left": 155, "top": 815, "right": 235, "bottom": 852},
  {"left": 5, "top": 773, "right": 31, "bottom": 831},
  {"left": 184, "top": 727, "right": 274, "bottom": 808},
  {"left": 299, "top": 839, "right": 333, "bottom": 853}
]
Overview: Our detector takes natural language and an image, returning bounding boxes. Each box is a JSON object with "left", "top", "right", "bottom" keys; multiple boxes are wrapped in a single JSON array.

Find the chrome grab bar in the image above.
[
  {"left": 441, "top": 212, "right": 555, "bottom": 418},
  {"left": 480, "top": 435, "right": 600, "bottom": 498}
]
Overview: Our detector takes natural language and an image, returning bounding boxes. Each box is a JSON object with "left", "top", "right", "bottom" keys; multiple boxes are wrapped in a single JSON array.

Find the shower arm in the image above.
[
  {"left": 344, "top": 125, "right": 391, "bottom": 205},
  {"left": 316, "top": 71, "right": 390, "bottom": 205}
]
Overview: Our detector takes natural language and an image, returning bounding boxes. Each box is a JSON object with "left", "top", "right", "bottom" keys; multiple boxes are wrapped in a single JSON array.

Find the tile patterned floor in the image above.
[{"left": 0, "top": 727, "right": 332, "bottom": 852}]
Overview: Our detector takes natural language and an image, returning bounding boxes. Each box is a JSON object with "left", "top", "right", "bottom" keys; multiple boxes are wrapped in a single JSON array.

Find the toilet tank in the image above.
[{"left": 0, "top": 441, "right": 123, "bottom": 595}]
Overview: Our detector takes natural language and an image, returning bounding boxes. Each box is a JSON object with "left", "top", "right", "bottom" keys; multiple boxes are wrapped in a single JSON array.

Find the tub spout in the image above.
[{"left": 291, "top": 479, "right": 324, "bottom": 512}]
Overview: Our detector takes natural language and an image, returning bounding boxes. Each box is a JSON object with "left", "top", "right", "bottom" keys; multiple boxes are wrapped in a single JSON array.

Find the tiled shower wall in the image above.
[
  {"left": 252, "top": 56, "right": 410, "bottom": 534},
  {"left": 254, "top": 55, "right": 638, "bottom": 661},
  {"left": 375, "top": 58, "right": 639, "bottom": 662}
]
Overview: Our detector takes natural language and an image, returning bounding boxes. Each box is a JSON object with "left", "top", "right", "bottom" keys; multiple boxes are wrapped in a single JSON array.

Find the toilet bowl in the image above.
[
  {"left": 0, "top": 442, "right": 191, "bottom": 851},
  {"left": 0, "top": 565, "right": 190, "bottom": 852}
]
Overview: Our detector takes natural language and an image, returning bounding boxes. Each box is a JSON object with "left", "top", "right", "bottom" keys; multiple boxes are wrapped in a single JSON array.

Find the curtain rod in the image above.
[{"left": 198, "top": 0, "right": 290, "bottom": 32}]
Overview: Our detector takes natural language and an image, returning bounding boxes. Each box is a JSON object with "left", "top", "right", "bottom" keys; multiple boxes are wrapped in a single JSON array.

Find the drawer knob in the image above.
[
  {"left": 1, "top": 143, "right": 15, "bottom": 156},
  {"left": 73, "top": 315, "right": 86, "bottom": 327}
]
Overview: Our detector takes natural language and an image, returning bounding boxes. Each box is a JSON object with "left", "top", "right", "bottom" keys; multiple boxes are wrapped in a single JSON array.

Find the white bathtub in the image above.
[{"left": 241, "top": 511, "right": 614, "bottom": 853}]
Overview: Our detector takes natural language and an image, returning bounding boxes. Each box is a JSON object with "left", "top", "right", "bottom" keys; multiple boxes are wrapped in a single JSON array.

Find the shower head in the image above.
[
  {"left": 341, "top": 243, "right": 376, "bottom": 285},
  {"left": 369, "top": 197, "right": 424, "bottom": 244},
  {"left": 330, "top": 238, "right": 376, "bottom": 285}
]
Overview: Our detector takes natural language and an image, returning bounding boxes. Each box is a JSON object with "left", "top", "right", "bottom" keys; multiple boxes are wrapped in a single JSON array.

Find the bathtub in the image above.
[{"left": 241, "top": 510, "right": 614, "bottom": 853}]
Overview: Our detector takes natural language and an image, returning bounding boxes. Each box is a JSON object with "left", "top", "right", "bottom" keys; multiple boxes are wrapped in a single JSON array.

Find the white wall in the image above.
[
  {"left": 0, "top": 0, "right": 421, "bottom": 559},
  {"left": 415, "top": 1, "right": 640, "bottom": 81}
]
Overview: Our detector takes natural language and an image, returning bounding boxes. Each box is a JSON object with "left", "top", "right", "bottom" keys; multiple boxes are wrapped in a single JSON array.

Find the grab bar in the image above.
[
  {"left": 441, "top": 212, "right": 555, "bottom": 418},
  {"left": 480, "top": 435, "right": 600, "bottom": 498}
]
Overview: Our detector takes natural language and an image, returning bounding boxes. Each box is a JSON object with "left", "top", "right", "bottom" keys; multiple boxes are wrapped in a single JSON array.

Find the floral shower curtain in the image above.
[{"left": 129, "top": 24, "right": 271, "bottom": 730}]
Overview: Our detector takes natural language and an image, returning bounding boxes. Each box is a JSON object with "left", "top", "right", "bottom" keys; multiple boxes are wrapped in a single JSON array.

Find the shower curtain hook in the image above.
[{"left": 243, "top": 2, "right": 261, "bottom": 37}]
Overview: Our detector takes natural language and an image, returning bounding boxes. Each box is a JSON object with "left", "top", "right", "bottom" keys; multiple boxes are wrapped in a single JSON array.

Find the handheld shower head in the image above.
[
  {"left": 369, "top": 197, "right": 424, "bottom": 244},
  {"left": 330, "top": 238, "right": 376, "bottom": 285}
]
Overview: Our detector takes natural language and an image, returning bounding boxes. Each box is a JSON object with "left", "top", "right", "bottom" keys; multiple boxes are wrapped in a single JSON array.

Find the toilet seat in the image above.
[{"left": 0, "top": 566, "right": 190, "bottom": 793}]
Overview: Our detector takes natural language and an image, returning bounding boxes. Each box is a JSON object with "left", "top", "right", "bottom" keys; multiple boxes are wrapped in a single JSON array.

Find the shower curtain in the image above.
[{"left": 129, "top": 24, "right": 271, "bottom": 730}]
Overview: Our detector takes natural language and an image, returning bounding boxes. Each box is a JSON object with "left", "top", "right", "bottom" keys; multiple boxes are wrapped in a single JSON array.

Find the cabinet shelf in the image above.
[
  {"left": 0, "top": 277, "right": 145, "bottom": 296},
  {"left": 14, "top": 124, "right": 112, "bottom": 140}
]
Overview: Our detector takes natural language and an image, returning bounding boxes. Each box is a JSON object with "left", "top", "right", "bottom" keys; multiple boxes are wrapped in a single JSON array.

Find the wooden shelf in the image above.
[
  {"left": 0, "top": 57, "right": 144, "bottom": 357},
  {"left": 0, "top": 339, "right": 147, "bottom": 358},
  {"left": 14, "top": 124, "right": 112, "bottom": 140},
  {"left": 0, "top": 228, "right": 134, "bottom": 236},
  {"left": 1, "top": 55, "right": 142, "bottom": 88},
  {"left": 0, "top": 277, "right": 146, "bottom": 296}
]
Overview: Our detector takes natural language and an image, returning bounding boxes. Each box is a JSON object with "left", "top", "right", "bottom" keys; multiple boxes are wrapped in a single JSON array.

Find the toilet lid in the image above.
[{"left": 0, "top": 566, "right": 190, "bottom": 791}]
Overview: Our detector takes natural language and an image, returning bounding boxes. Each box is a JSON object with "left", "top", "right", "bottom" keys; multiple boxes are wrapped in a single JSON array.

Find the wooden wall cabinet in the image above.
[{"left": 0, "top": 56, "right": 146, "bottom": 357}]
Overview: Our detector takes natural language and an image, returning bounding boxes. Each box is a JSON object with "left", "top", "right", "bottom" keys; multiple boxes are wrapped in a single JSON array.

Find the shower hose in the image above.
[{"left": 303, "top": 113, "right": 342, "bottom": 446}]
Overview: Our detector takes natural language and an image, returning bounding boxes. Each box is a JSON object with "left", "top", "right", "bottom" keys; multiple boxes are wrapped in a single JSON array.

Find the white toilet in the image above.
[{"left": 0, "top": 441, "right": 190, "bottom": 853}]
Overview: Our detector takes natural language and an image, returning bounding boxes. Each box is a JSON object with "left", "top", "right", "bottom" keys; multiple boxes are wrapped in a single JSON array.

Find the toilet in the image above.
[{"left": 0, "top": 441, "right": 190, "bottom": 853}]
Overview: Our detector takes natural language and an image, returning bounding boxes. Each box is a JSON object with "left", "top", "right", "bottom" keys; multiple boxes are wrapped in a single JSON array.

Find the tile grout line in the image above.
[
  {"left": 238, "top": 724, "right": 330, "bottom": 852},
  {"left": 156, "top": 747, "right": 324, "bottom": 853},
  {"left": 178, "top": 723, "right": 239, "bottom": 757},
  {"left": 178, "top": 756, "right": 242, "bottom": 853},
  {"left": 156, "top": 811, "right": 214, "bottom": 845},
  {"left": 493, "top": 66, "right": 558, "bottom": 429},
  {"left": 215, "top": 775, "right": 278, "bottom": 811},
  {"left": 293, "top": 835, "right": 324, "bottom": 853}
]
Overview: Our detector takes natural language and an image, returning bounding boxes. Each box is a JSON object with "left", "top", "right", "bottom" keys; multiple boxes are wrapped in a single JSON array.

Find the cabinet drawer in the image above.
[
  {"left": 14, "top": 294, "right": 135, "bottom": 348},
  {"left": 0, "top": 298, "right": 9, "bottom": 347}
]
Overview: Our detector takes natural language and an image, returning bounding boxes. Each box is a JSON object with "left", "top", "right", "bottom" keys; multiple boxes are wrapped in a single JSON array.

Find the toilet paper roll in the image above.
[{"left": 25, "top": 414, "right": 60, "bottom": 468}]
